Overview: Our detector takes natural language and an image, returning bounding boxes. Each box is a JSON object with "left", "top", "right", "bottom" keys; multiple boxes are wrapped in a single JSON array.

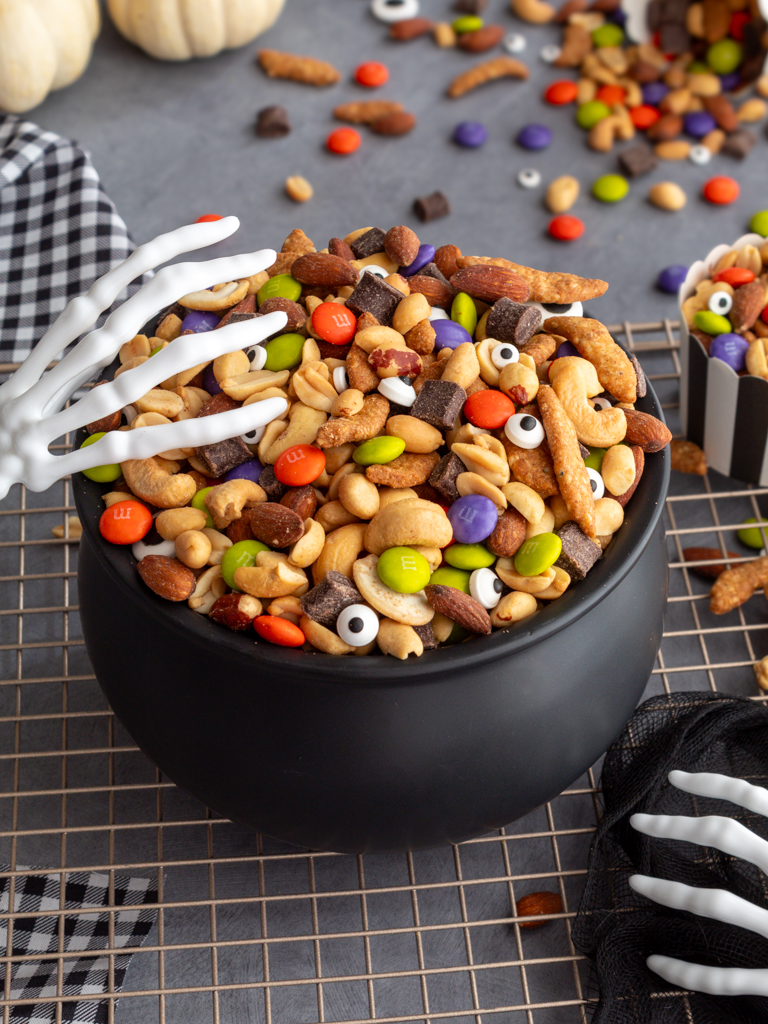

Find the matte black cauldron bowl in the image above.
[{"left": 74, "top": 384, "right": 670, "bottom": 854}]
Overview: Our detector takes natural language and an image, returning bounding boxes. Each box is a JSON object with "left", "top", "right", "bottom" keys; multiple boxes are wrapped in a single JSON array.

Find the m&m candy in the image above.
[
  {"left": 327, "top": 128, "right": 361, "bottom": 154},
  {"left": 354, "top": 61, "right": 389, "bottom": 87},
  {"left": 549, "top": 215, "right": 585, "bottom": 241},
  {"left": 196, "top": 214, "right": 223, "bottom": 223},
  {"left": 311, "top": 302, "right": 357, "bottom": 344},
  {"left": 99, "top": 500, "right": 153, "bottom": 545},
  {"left": 274, "top": 444, "right": 326, "bottom": 486},
  {"left": 544, "top": 80, "right": 578, "bottom": 105},
  {"left": 703, "top": 176, "right": 739, "bottom": 204},
  {"left": 253, "top": 616, "right": 305, "bottom": 647},
  {"left": 464, "top": 390, "right": 516, "bottom": 429},
  {"left": 629, "top": 105, "right": 660, "bottom": 129}
]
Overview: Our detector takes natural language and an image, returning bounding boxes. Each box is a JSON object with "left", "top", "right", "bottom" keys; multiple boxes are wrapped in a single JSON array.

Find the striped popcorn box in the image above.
[{"left": 679, "top": 232, "right": 768, "bottom": 485}]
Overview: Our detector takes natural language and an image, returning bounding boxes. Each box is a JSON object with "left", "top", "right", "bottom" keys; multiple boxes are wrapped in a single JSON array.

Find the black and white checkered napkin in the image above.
[
  {"left": 0, "top": 867, "right": 158, "bottom": 1023},
  {"left": 0, "top": 115, "right": 149, "bottom": 368}
]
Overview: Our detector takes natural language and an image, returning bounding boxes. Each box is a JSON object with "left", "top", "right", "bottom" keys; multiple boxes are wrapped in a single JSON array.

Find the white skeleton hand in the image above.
[
  {"left": 0, "top": 216, "right": 289, "bottom": 500},
  {"left": 629, "top": 769, "right": 768, "bottom": 996}
]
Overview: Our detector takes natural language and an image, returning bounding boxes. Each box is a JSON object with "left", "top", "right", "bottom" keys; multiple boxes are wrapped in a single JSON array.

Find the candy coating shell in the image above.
[
  {"left": 254, "top": 615, "right": 305, "bottom": 647},
  {"left": 464, "top": 390, "right": 516, "bottom": 429},
  {"left": 274, "top": 445, "right": 327, "bottom": 485},
  {"left": 99, "top": 500, "right": 153, "bottom": 545}
]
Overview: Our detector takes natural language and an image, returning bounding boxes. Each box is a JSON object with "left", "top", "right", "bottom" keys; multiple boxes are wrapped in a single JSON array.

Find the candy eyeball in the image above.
[
  {"left": 505, "top": 412, "right": 545, "bottom": 449},
  {"left": 333, "top": 365, "right": 349, "bottom": 393},
  {"left": 708, "top": 290, "right": 733, "bottom": 315},
  {"left": 592, "top": 396, "right": 612, "bottom": 411},
  {"left": 504, "top": 32, "right": 527, "bottom": 53},
  {"left": 378, "top": 376, "right": 417, "bottom": 406},
  {"left": 336, "top": 604, "right": 380, "bottom": 646},
  {"left": 360, "top": 265, "right": 389, "bottom": 280},
  {"left": 428, "top": 306, "right": 450, "bottom": 321},
  {"left": 122, "top": 404, "right": 138, "bottom": 426},
  {"left": 245, "top": 345, "right": 267, "bottom": 371},
  {"left": 371, "top": 0, "right": 419, "bottom": 21},
  {"left": 586, "top": 466, "right": 604, "bottom": 499},
  {"left": 470, "top": 567, "right": 503, "bottom": 609},
  {"left": 526, "top": 300, "right": 584, "bottom": 319},
  {"left": 517, "top": 168, "right": 541, "bottom": 189},
  {"left": 240, "top": 425, "right": 266, "bottom": 446},
  {"left": 132, "top": 530, "right": 176, "bottom": 561},
  {"left": 540, "top": 43, "right": 562, "bottom": 63},
  {"left": 491, "top": 343, "right": 520, "bottom": 369},
  {"left": 689, "top": 144, "right": 712, "bottom": 166}
]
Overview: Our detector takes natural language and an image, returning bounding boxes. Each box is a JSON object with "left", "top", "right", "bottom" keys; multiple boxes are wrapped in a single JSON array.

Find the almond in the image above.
[
  {"left": 424, "top": 584, "right": 492, "bottom": 635},
  {"left": 515, "top": 891, "right": 563, "bottom": 928},
  {"left": 486, "top": 508, "right": 527, "bottom": 557},
  {"left": 258, "top": 296, "right": 306, "bottom": 332},
  {"left": 245, "top": 503, "right": 305, "bottom": 548},
  {"left": 226, "top": 518, "right": 254, "bottom": 544},
  {"left": 683, "top": 546, "right": 740, "bottom": 579},
  {"left": 389, "top": 16, "right": 434, "bottom": 39},
  {"left": 457, "top": 24, "right": 506, "bottom": 51},
  {"left": 329, "top": 236, "right": 355, "bottom": 260},
  {"left": 370, "top": 111, "right": 417, "bottom": 135},
  {"left": 622, "top": 409, "right": 672, "bottom": 452},
  {"left": 434, "top": 244, "right": 462, "bottom": 281},
  {"left": 385, "top": 225, "right": 420, "bottom": 267},
  {"left": 729, "top": 279, "right": 765, "bottom": 333},
  {"left": 405, "top": 319, "right": 436, "bottom": 355},
  {"left": 137, "top": 555, "right": 196, "bottom": 602},
  {"left": 281, "top": 485, "right": 318, "bottom": 521},
  {"left": 290, "top": 253, "right": 358, "bottom": 289},
  {"left": 449, "top": 265, "right": 529, "bottom": 304},
  {"left": 407, "top": 274, "right": 457, "bottom": 309},
  {"left": 209, "top": 593, "right": 262, "bottom": 630}
]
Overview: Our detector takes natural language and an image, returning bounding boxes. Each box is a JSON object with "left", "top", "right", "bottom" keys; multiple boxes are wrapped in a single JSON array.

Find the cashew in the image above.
[
  {"left": 490, "top": 591, "right": 538, "bottom": 628},
  {"left": 135, "top": 389, "right": 185, "bottom": 419},
  {"left": 452, "top": 439, "right": 510, "bottom": 487},
  {"left": 476, "top": 339, "right": 501, "bottom": 387},
  {"left": 601, "top": 444, "right": 636, "bottom": 496},
  {"left": 292, "top": 361, "right": 339, "bottom": 412},
  {"left": 386, "top": 415, "right": 443, "bottom": 454},
  {"left": 300, "top": 614, "right": 355, "bottom": 655},
  {"left": 441, "top": 342, "right": 480, "bottom": 390},
  {"left": 378, "top": 487, "right": 419, "bottom": 509},
  {"left": 313, "top": 523, "right": 368, "bottom": 583},
  {"left": 235, "top": 551, "right": 308, "bottom": 599},
  {"left": 288, "top": 518, "right": 326, "bottom": 568},
  {"left": 204, "top": 479, "right": 266, "bottom": 530},
  {"left": 510, "top": 0, "right": 555, "bottom": 23},
  {"left": 502, "top": 482, "right": 546, "bottom": 524},
  {"left": 364, "top": 500, "right": 452, "bottom": 556},
  {"left": 525, "top": 506, "right": 555, "bottom": 539},
  {"left": 338, "top": 474, "right": 380, "bottom": 519},
  {"left": 456, "top": 472, "right": 507, "bottom": 510},
  {"left": 267, "top": 596, "right": 303, "bottom": 624},
  {"left": 536, "top": 565, "right": 571, "bottom": 599},
  {"left": 496, "top": 557, "right": 556, "bottom": 594},
  {"left": 393, "top": 293, "right": 431, "bottom": 336},
  {"left": 175, "top": 529, "right": 213, "bottom": 569},
  {"left": 188, "top": 566, "right": 227, "bottom": 614},
  {"left": 178, "top": 279, "right": 249, "bottom": 311},
  {"left": 316, "top": 500, "right": 362, "bottom": 532},
  {"left": 121, "top": 457, "right": 197, "bottom": 509},
  {"left": 376, "top": 619, "right": 424, "bottom": 659},
  {"left": 264, "top": 404, "right": 327, "bottom": 464},
  {"left": 353, "top": 554, "right": 434, "bottom": 625},
  {"left": 156, "top": 507, "right": 208, "bottom": 540},
  {"left": 550, "top": 357, "right": 627, "bottom": 448},
  {"left": 593, "top": 497, "right": 624, "bottom": 536},
  {"left": 498, "top": 361, "right": 539, "bottom": 404}
]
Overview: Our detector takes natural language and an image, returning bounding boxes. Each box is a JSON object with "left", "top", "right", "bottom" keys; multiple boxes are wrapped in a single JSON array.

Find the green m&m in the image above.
[
  {"left": 707, "top": 39, "right": 742, "bottom": 74},
  {"left": 222, "top": 539, "right": 270, "bottom": 589},
  {"left": 738, "top": 517, "right": 768, "bottom": 549},
  {"left": 353, "top": 436, "right": 406, "bottom": 465},
  {"left": 749, "top": 210, "right": 768, "bottom": 237},
  {"left": 257, "top": 273, "right": 301, "bottom": 306},
  {"left": 429, "top": 567, "right": 471, "bottom": 593},
  {"left": 592, "top": 174, "right": 629, "bottom": 203},
  {"left": 693, "top": 310, "right": 732, "bottom": 335},
  {"left": 591, "top": 23, "right": 623, "bottom": 46},
  {"left": 451, "top": 292, "right": 478, "bottom": 337},
  {"left": 264, "top": 333, "right": 305, "bottom": 371},
  {"left": 514, "top": 533, "right": 562, "bottom": 577},
  {"left": 452, "top": 14, "right": 483, "bottom": 32},
  {"left": 444, "top": 544, "right": 496, "bottom": 570},
  {"left": 576, "top": 100, "right": 611, "bottom": 129},
  {"left": 79, "top": 432, "right": 121, "bottom": 483},
  {"left": 191, "top": 486, "right": 215, "bottom": 529},
  {"left": 585, "top": 447, "right": 607, "bottom": 471},
  {"left": 377, "top": 547, "right": 431, "bottom": 593}
]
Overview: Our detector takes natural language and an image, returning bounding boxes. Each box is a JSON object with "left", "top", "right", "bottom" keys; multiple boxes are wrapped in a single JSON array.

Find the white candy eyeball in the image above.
[
  {"left": 491, "top": 343, "right": 520, "bottom": 370},
  {"left": 360, "top": 264, "right": 389, "bottom": 280},
  {"left": 122, "top": 404, "right": 138, "bottom": 425},
  {"left": 505, "top": 413, "right": 545, "bottom": 449},
  {"left": 371, "top": 0, "right": 419, "bottom": 22},
  {"left": 540, "top": 44, "right": 561, "bottom": 63},
  {"left": 592, "top": 396, "right": 612, "bottom": 411},
  {"left": 240, "top": 425, "right": 266, "bottom": 446},
  {"left": 245, "top": 345, "right": 267, "bottom": 371},
  {"left": 428, "top": 306, "right": 450, "bottom": 321},
  {"left": 689, "top": 144, "right": 712, "bottom": 166},
  {"left": 526, "top": 300, "right": 584, "bottom": 319},
  {"left": 336, "top": 604, "right": 380, "bottom": 646},
  {"left": 378, "top": 376, "right": 417, "bottom": 406},
  {"left": 517, "top": 168, "right": 541, "bottom": 189},
  {"left": 333, "top": 366, "right": 349, "bottom": 393},
  {"left": 470, "top": 568, "right": 504, "bottom": 609},
  {"left": 132, "top": 534, "right": 176, "bottom": 561},
  {"left": 587, "top": 467, "right": 604, "bottom": 499},
  {"left": 708, "top": 290, "right": 733, "bottom": 315},
  {"left": 504, "top": 32, "right": 526, "bottom": 53}
]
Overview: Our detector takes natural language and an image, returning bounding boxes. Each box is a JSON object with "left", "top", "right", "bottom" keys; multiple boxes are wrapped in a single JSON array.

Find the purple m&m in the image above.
[
  {"left": 224, "top": 458, "right": 263, "bottom": 484},
  {"left": 709, "top": 332, "right": 750, "bottom": 372},
  {"left": 432, "top": 319, "right": 473, "bottom": 351},
  {"left": 203, "top": 364, "right": 223, "bottom": 395},
  {"left": 657, "top": 264, "right": 688, "bottom": 294},
  {"left": 516, "top": 123, "right": 553, "bottom": 151},
  {"left": 448, "top": 495, "right": 498, "bottom": 544},
  {"left": 554, "top": 340, "right": 579, "bottom": 359},
  {"left": 401, "top": 244, "right": 436, "bottom": 277},
  {"left": 684, "top": 111, "right": 716, "bottom": 138},
  {"left": 719, "top": 72, "right": 740, "bottom": 92},
  {"left": 641, "top": 81, "right": 668, "bottom": 105},
  {"left": 453, "top": 121, "right": 488, "bottom": 148},
  {"left": 180, "top": 310, "right": 220, "bottom": 333}
]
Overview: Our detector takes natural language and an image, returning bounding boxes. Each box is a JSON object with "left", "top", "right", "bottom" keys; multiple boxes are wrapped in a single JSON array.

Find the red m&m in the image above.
[
  {"left": 548, "top": 215, "right": 585, "bottom": 241},
  {"left": 312, "top": 302, "right": 358, "bottom": 344},
  {"left": 99, "top": 500, "right": 153, "bottom": 545},
  {"left": 544, "top": 80, "right": 578, "bottom": 105},
  {"left": 464, "top": 390, "right": 516, "bottom": 429},
  {"left": 355, "top": 61, "right": 389, "bottom": 87},
  {"left": 274, "top": 444, "right": 326, "bottom": 486},
  {"left": 629, "top": 105, "right": 660, "bottom": 129}
]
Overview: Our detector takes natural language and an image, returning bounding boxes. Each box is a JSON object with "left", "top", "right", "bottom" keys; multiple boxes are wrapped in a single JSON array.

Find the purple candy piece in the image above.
[
  {"left": 180, "top": 310, "right": 220, "bottom": 333},
  {"left": 657, "top": 264, "right": 688, "bottom": 294},
  {"left": 684, "top": 110, "right": 716, "bottom": 138},
  {"left": 203, "top": 364, "right": 223, "bottom": 395},
  {"left": 641, "top": 81, "right": 668, "bottom": 105},
  {"left": 719, "top": 72, "right": 740, "bottom": 92},
  {"left": 516, "top": 123, "right": 552, "bottom": 151},
  {"left": 432, "top": 319, "right": 473, "bottom": 351},
  {"left": 709, "top": 332, "right": 750, "bottom": 372},
  {"left": 453, "top": 121, "right": 488, "bottom": 148},
  {"left": 401, "top": 244, "right": 436, "bottom": 277},
  {"left": 608, "top": 8, "right": 626, "bottom": 24},
  {"left": 554, "top": 340, "right": 579, "bottom": 359},
  {"left": 224, "top": 458, "right": 263, "bottom": 484},
  {"left": 447, "top": 495, "right": 498, "bottom": 544}
]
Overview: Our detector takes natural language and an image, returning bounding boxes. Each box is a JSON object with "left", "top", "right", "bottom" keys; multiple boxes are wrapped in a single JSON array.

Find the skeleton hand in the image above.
[
  {"left": 0, "top": 217, "right": 288, "bottom": 500},
  {"left": 629, "top": 770, "right": 768, "bottom": 996}
]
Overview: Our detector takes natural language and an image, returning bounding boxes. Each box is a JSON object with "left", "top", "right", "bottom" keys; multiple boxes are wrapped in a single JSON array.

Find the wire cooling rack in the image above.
[{"left": 1, "top": 319, "right": 767, "bottom": 1024}]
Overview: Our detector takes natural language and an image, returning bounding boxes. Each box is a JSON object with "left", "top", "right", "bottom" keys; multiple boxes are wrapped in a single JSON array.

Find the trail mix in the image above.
[
  {"left": 87, "top": 224, "right": 671, "bottom": 658},
  {"left": 681, "top": 236, "right": 768, "bottom": 374}
]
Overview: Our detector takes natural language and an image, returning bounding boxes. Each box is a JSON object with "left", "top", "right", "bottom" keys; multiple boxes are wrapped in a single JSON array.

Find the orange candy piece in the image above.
[
  {"left": 254, "top": 615, "right": 305, "bottom": 647},
  {"left": 544, "top": 80, "right": 578, "bottom": 105},
  {"left": 312, "top": 302, "right": 358, "bottom": 344},
  {"left": 713, "top": 267, "right": 756, "bottom": 286},
  {"left": 703, "top": 176, "right": 739, "bottom": 205},
  {"left": 196, "top": 214, "right": 223, "bottom": 222},
  {"left": 274, "top": 444, "right": 327, "bottom": 486},
  {"left": 596, "top": 84, "right": 625, "bottom": 106},
  {"left": 327, "top": 127, "right": 361, "bottom": 154},
  {"left": 548, "top": 214, "right": 585, "bottom": 241},
  {"left": 355, "top": 61, "right": 389, "bottom": 87},
  {"left": 464, "top": 390, "right": 516, "bottom": 429},
  {"left": 629, "top": 105, "right": 660, "bottom": 129},
  {"left": 99, "top": 499, "right": 153, "bottom": 545}
]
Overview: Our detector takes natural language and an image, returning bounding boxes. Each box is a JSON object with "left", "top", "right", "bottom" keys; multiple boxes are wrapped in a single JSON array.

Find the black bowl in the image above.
[{"left": 74, "top": 383, "right": 669, "bottom": 853}]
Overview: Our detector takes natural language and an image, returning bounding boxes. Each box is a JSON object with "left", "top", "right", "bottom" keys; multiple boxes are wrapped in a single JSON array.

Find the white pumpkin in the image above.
[
  {"left": 108, "top": 0, "right": 287, "bottom": 61},
  {"left": 0, "top": 0, "right": 100, "bottom": 113}
]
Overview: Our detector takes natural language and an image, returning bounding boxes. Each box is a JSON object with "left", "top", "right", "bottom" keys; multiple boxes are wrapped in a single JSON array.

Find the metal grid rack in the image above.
[{"left": 1, "top": 319, "right": 767, "bottom": 1024}]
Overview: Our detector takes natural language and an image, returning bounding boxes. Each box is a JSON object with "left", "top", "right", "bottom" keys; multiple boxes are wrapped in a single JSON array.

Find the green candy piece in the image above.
[
  {"left": 221, "top": 539, "right": 270, "bottom": 590},
  {"left": 452, "top": 14, "right": 483, "bottom": 32},
  {"left": 257, "top": 273, "right": 301, "bottom": 306},
  {"left": 80, "top": 432, "right": 121, "bottom": 483},
  {"left": 693, "top": 310, "right": 732, "bottom": 335},
  {"left": 191, "top": 486, "right": 215, "bottom": 529},
  {"left": 591, "top": 23, "right": 623, "bottom": 46},
  {"left": 353, "top": 436, "right": 406, "bottom": 466},
  {"left": 377, "top": 547, "right": 431, "bottom": 594},
  {"left": 584, "top": 447, "right": 607, "bottom": 471},
  {"left": 592, "top": 174, "right": 629, "bottom": 203},
  {"left": 576, "top": 100, "right": 611, "bottom": 130},
  {"left": 707, "top": 39, "right": 742, "bottom": 74},
  {"left": 749, "top": 211, "right": 768, "bottom": 237},
  {"left": 738, "top": 517, "right": 768, "bottom": 549},
  {"left": 451, "top": 292, "right": 478, "bottom": 337},
  {"left": 514, "top": 533, "right": 563, "bottom": 577},
  {"left": 444, "top": 544, "right": 496, "bottom": 571},
  {"left": 687, "top": 60, "right": 710, "bottom": 74},
  {"left": 264, "top": 333, "right": 305, "bottom": 371},
  {"left": 429, "top": 567, "right": 471, "bottom": 593},
  {"left": 149, "top": 344, "right": 164, "bottom": 356}
]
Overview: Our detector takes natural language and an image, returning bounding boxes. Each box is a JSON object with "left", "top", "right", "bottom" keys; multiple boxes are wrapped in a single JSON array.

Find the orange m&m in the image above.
[
  {"left": 99, "top": 500, "right": 153, "bottom": 545},
  {"left": 629, "top": 105, "right": 660, "bottom": 129},
  {"left": 274, "top": 444, "right": 326, "bottom": 486},
  {"left": 253, "top": 616, "right": 305, "bottom": 647},
  {"left": 327, "top": 128, "right": 361, "bottom": 155},
  {"left": 703, "top": 176, "right": 739, "bottom": 205},
  {"left": 544, "top": 80, "right": 578, "bottom": 105},
  {"left": 312, "top": 302, "right": 358, "bottom": 344},
  {"left": 355, "top": 61, "right": 389, "bottom": 87},
  {"left": 713, "top": 267, "right": 756, "bottom": 286},
  {"left": 464, "top": 390, "right": 516, "bottom": 429},
  {"left": 596, "top": 84, "right": 625, "bottom": 106},
  {"left": 196, "top": 214, "right": 223, "bottom": 222},
  {"left": 548, "top": 214, "right": 585, "bottom": 241}
]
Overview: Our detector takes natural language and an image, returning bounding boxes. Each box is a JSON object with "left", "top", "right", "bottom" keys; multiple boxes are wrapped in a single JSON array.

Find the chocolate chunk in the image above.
[
  {"left": 413, "top": 191, "right": 451, "bottom": 223},
  {"left": 317, "top": 339, "right": 353, "bottom": 360},
  {"left": 350, "top": 227, "right": 386, "bottom": 260},
  {"left": 658, "top": 21, "right": 689, "bottom": 54},
  {"left": 301, "top": 571, "right": 362, "bottom": 630},
  {"left": 195, "top": 436, "right": 253, "bottom": 477},
  {"left": 661, "top": 0, "right": 688, "bottom": 22},
  {"left": 413, "top": 623, "right": 438, "bottom": 650},
  {"left": 417, "top": 262, "right": 452, "bottom": 285},
  {"left": 256, "top": 105, "right": 291, "bottom": 138},
  {"left": 627, "top": 59, "right": 662, "bottom": 83},
  {"left": 346, "top": 271, "right": 404, "bottom": 327},
  {"left": 158, "top": 301, "right": 187, "bottom": 322},
  {"left": 646, "top": 0, "right": 664, "bottom": 30},
  {"left": 722, "top": 128, "right": 757, "bottom": 159},
  {"left": 429, "top": 452, "right": 465, "bottom": 502},
  {"left": 412, "top": 379, "right": 467, "bottom": 429},
  {"left": 454, "top": 0, "right": 486, "bottom": 10},
  {"left": 329, "top": 237, "right": 355, "bottom": 260},
  {"left": 486, "top": 298, "right": 542, "bottom": 345},
  {"left": 630, "top": 354, "right": 647, "bottom": 399},
  {"left": 257, "top": 465, "right": 288, "bottom": 502},
  {"left": 555, "top": 521, "right": 603, "bottom": 580},
  {"left": 198, "top": 392, "right": 239, "bottom": 417},
  {"left": 617, "top": 142, "right": 658, "bottom": 178}
]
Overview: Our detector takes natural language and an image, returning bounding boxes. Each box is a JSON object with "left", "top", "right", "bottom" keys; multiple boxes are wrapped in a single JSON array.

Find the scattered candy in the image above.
[
  {"left": 683, "top": 111, "right": 717, "bottom": 138},
  {"left": 544, "top": 80, "right": 578, "bottom": 105},
  {"left": 591, "top": 24, "right": 623, "bottom": 46},
  {"left": 713, "top": 267, "right": 755, "bottom": 286},
  {"left": 453, "top": 14, "right": 483, "bottom": 32},
  {"left": 629, "top": 105, "right": 660, "bottom": 130},
  {"left": 222, "top": 540, "right": 270, "bottom": 589},
  {"left": 517, "top": 168, "right": 541, "bottom": 189},
  {"left": 245, "top": 345, "right": 267, "bottom": 372},
  {"left": 413, "top": 191, "right": 451, "bottom": 222},
  {"left": 181, "top": 310, "right": 219, "bottom": 333},
  {"left": 353, "top": 436, "right": 406, "bottom": 465},
  {"left": 378, "top": 376, "right": 417, "bottom": 405},
  {"left": 253, "top": 615, "right": 305, "bottom": 647},
  {"left": 274, "top": 444, "right": 326, "bottom": 485},
  {"left": 224, "top": 459, "right": 263, "bottom": 484},
  {"left": 336, "top": 604, "right": 380, "bottom": 646},
  {"left": 657, "top": 265, "right": 688, "bottom": 293},
  {"left": 702, "top": 176, "right": 740, "bottom": 205},
  {"left": 592, "top": 174, "right": 629, "bottom": 203},
  {"left": 80, "top": 432, "right": 121, "bottom": 483},
  {"left": 554, "top": 340, "right": 579, "bottom": 359},
  {"left": 264, "top": 332, "right": 306, "bottom": 371},
  {"left": 576, "top": 100, "right": 611, "bottom": 129},
  {"left": 453, "top": 121, "right": 488, "bottom": 148},
  {"left": 469, "top": 567, "right": 503, "bottom": 609},
  {"left": 464, "top": 389, "right": 516, "bottom": 429},
  {"left": 641, "top": 82, "right": 668, "bottom": 106},
  {"left": 255, "top": 105, "right": 291, "bottom": 138},
  {"left": 377, "top": 546, "right": 431, "bottom": 593},
  {"left": 503, "top": 32, "right": 526, "bottom": 53},
  {"left": 709, "top": 332, "right": 750, "bottom": 371},
  {"left": 738, "top": 517, "right": 768, "bottom": 549},
  {"left": 401, "top": 243, "right": 436, "bottom": 276},
  {"left": 327, "top": 127, "right": 362, "bottom": 154},
  {"left": 371, "top": 0, "right": 419, "bottom": 22},
  {"left": 539, "top": 44, "right": 561, "bottom": 63},
  {"left": 202, "top": 364, "right": 222, "bottom": 396},
  {"left": 99, "top": 500, "right": 153, "bottom": 545},
  {"left": 333, "top": 366, "right": 349, "bottom": 393},
  {"left": 516, "top": 123, "right": 553, "bottom": 150},
  {"left": 355, "top": 61, "right": 389, "bottom": 87},
  {"left": 514, "top": 533, "right": 562, "bottom": 577},
  {"left": 595, "top": 84, "right": 625, "bottom": 106},
  {"left": 689, "top": 144, "right": 712, "bottom": 165},
  {"left": 749, "top": 210, "right": 768, "bottom": 236},
  {"left": 451, "top": 291, "right": 478, "bottom": 335},
  {"left": 311, "top": 302, "right": 358, "bottom": 344},
  {"left": 548, "top": 214, "right": 584, "bottom": 241},
  {"left": 447, "top": 495, "right": 498, "bottom": 544},
  {"left": 490, "top": 343, "right": 519, "bottom": 369}
]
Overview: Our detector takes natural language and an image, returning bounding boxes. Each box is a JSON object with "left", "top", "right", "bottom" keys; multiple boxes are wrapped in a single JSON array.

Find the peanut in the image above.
[
  {"left": 316, "top": 499, "right": 362, "bottom": 532},
  {"left": 338, "top": 474, "right": 381, "bottom": 519},
  {"left": 376, "top": 619, "right": 424, "bottom": 659},
  {"left": 300, "top": 614, "right": 354, "bottom": 655},
  {"left": 175, "top": 530, "right": 213, "bottom": 569},
  {"left": 601, "top": 444, "right": 636, "bottom": 495},
  {"left": 490, "top": 591, "right": 538, "bottom": 628},
  {"left": 285, "top": 175, "right": 314, "bottom": 202},
  {"left": 545, "top": 175, "right": 580, "bottom": 213},
  {"left": 156, "top": 507, "right": 208, "bottom": 540},
  {"left": 386, "top": 415, "right": 443, "bottom": 453},
  {"left": 593, "top": 496, "right": 625, "bottom": 535},
  {"left": 648, "top": 181, "right": 687, "bottom": 211},
  {"left": 393, "top": 293, "right": 431, "bottom": 336},
  {"left": 313, "top": 523, "right": 368, "bottom": 583}
]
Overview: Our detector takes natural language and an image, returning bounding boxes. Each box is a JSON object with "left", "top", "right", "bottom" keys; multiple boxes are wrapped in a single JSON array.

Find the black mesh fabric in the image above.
[{"left": 572, "top": 691, "right": 768, "bottom": 1024}]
